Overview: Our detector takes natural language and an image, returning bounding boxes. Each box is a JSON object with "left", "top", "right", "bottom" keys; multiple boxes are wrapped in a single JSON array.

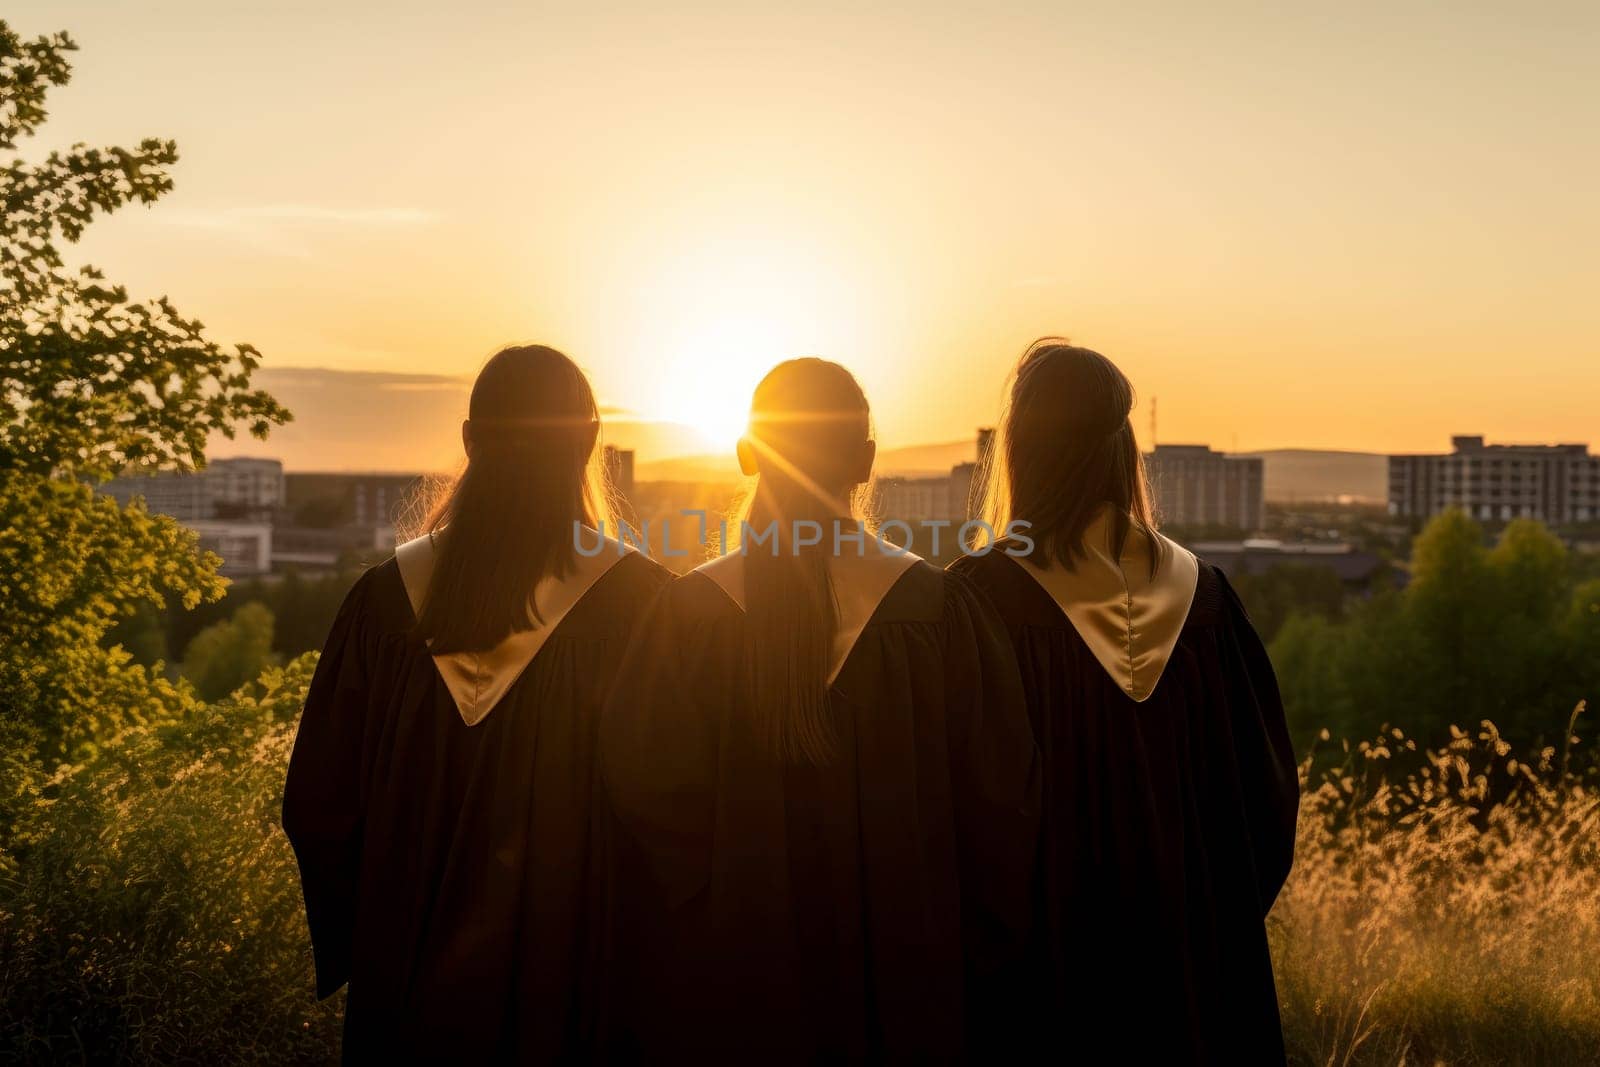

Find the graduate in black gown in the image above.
[
  {"left": 949, "top": 339, "right": 1300, "bottom": 1065},
  {"left": 599, "top": 358, "right": 1040, "bottom": 1063},
  {"left": 282, "top": 345, "right": 670, "bottom": 1062}
]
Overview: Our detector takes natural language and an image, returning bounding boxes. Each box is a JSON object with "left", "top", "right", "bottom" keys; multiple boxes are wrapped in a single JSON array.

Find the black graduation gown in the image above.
[
  {"left": 598, "top": 560, "right": 1041, "bottom": 1064},
  {"left": 949, "top": 548, "right": 1299, "bottom": 1065},
  {"left": 282, "top": 549, "right": 671, "bottom": 1062}
]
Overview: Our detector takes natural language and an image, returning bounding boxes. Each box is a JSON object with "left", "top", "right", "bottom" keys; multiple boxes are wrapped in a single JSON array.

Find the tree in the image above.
[
  {"left": 1399, "top": 509, "right": 1502, "bottom": 731},
  {"left": 0, "top": 22, "right": 289, "bottom": 787},
  {"left": 1565, "top": 579, "right": 1600, "bottom": 705},
  {"left": 1267, "top": 612, "right": 1352, "bottom": 745},
  {"left": 1230, "top": 562, "right": 1348, "bottom": 643},
  {"left": 1269, "top": 510, "right": 1591, "bottom": 747},
  {"left": 180, "top": 602, "right": 282, "bottom": 702},
  {"left": 1482, "top": 520, "right": 1574, "bottom": 733},
  {"left": 0, "top": 476, "right": 211, "bottom": 752},
  {"left": 1, "top": 25, "right": 288, "bottom": 480},
  {"left": 0, "top": 655, "right": 344, "bottom": 1060}
]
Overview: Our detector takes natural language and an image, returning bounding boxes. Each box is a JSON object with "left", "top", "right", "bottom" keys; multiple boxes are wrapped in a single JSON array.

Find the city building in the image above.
[
  {"left": 1189, "top": 538, "right": 1391, "bottom": 591},
  {"left": 945, "top": 426, "right": 994, "bottom": 524},
  {"left": 100, "top": 457, "right": 285, "bottom": 522},
  {"left": 270, "top": 523, "right": 395, "bottom": 571},
  {"left": 283, "top": 472, "right": 425, "bottom": 530},
  {"left": 1389, "top": 436, "right": 1600, "bottom": 524},
  {"left": 1145, "top": 444, "right": 1264, "bottom": 531},
  {"left": 875, "top": 474, "right": 954, "bottom": 523},
  {"left": 189, "top": 520, "right": 273, "bottom": 577},
  {"left": 604, "top": 445, "right": 636, "bottom": 498},
  {"left": 874, "top": 427, "right": 994, "bottom": 529},
  {"left": 277, "top": 472, "right": 425, "bottom": 570}
]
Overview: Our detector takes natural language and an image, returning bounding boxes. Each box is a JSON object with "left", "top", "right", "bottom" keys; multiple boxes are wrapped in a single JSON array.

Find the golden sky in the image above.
[{"left": 12, "top": 1, "right": 1599, "bottom": 467}]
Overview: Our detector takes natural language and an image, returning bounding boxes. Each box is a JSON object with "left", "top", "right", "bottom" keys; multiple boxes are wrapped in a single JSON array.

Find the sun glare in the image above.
[
  {"left": 656, "top": 314, "right": 791, "bottom": 452},
  {"left": 623, "top": 230, "right": 869, "bottom": 455}
]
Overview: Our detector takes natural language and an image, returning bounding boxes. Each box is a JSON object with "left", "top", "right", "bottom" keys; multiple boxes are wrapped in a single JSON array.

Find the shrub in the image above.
[
  {"left": 0, "top": 656, "right": 341, "bottom": 1064},
  {"left": 3, "top": 652, "right": 1596, "bottom": 1064}
]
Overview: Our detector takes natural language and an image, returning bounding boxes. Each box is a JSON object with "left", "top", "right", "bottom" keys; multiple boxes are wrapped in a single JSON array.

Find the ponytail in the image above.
[
  {"left": 731, "top": 358, "right": 873, "bottom": 766},
  {"left": 412, "top": 345, "right": 615, "bottom": 653}
]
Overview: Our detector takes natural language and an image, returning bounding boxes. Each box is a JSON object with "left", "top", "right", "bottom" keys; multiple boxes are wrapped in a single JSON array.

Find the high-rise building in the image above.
[
  {"left": 1145, "top": 444, "right": 1264, "bottom": 531},
  {"left": 283, "top": 472, "right": 424, "bottom": 530},
  {"left": 603, "top": 445, "right": 636, "bottom": 498},
  {"left": 100, "top": 457, "right": 285, "bottom": 521},
  {"left": 1389, "top": 435, "right": 1600, "bottom": 523},
  {"left": 946, "top": 426, "right": 995, "bottom": 522},
  {"left": 875, "top": 428, "right": 994, "bottom": 528},
  {"left": 189, "top": 520, "right": 273, "bottom": 577},
  {"left": 874, "top": 475, "right": 954, "bottom": 523}
]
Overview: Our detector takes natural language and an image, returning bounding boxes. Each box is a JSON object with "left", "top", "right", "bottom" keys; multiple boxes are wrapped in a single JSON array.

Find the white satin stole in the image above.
[
  {"left": 1016, "top": 507, "right": 1199, "bottom": 703},
  {"left": 696, "top": 541, "right": 924, "bottom": 684},
  {"left": 394, "top": 530, "right": 630, "bottom": 725}
]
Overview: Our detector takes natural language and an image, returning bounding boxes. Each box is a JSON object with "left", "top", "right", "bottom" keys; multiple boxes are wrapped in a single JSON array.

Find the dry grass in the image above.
[
  {"left": 4, "top": 666, "right": 1598, "bottom": 1063},
  {"left": 1273, "top": 702, "right": 1600, "bottom": 1066}
]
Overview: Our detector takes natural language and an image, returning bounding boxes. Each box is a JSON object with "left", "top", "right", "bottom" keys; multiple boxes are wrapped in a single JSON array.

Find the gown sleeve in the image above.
[
  {"left": 939, "top": 572, "right": 1041, "bottom": 995},
  {"left": 282, "top": 569, "right": 380, "bottom": 998},
  {"left": 1214, "top": 568, "right": 1300, "bottom": 914}
]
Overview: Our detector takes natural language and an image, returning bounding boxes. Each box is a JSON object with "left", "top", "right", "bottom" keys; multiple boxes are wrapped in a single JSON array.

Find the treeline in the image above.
[
  {"left": 110, "top": 567, "right": 368, "bottom": 700},
  {"left": 1267, "top": 511, "right": 1600, "bottom": 749}
]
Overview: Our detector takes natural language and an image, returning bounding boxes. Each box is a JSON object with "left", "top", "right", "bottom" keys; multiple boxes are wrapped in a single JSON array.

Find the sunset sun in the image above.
[{"left": 653, "top": 316, "right": 798, "bottom": 452}]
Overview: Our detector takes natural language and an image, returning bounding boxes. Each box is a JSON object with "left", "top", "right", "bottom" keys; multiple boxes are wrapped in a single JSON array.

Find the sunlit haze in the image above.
[{"left": 12, "top": 1, "right": 1597, "bottom": 470}]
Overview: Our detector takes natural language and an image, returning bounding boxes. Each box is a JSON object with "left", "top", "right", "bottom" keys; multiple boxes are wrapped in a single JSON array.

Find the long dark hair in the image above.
[
  {"left": 977, "top": 337, "right": 1162, "bottom": 574},
  {"left": 732, "top": 358, "right": 873, "bottom": 765},
  {"left": 412, "top": 344, "right": 614, "bottom": 653}
]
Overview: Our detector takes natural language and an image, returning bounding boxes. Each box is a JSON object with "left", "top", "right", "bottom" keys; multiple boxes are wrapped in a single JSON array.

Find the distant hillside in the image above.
[
  {"left": 636, "top": 438, "right": 982, "bottom": 483},
  {"left": 633, "top": 453, "right": 742, "bottom": 484},
  {"left": 876, "top": 439, "right": 976, "bottom": 476},
  {"left": 1236, "top": 449, "right": 1388, "bottom": 504}
]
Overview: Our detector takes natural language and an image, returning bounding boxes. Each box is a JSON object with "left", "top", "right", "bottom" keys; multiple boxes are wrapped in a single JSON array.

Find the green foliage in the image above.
[
  {"left": 1271, "top": 510, "right": 1597, "bottom": 746},
  {"left": 0, "top": 21, "right": 289, "bottom": 482},
  {"left": 159, "top": 567, "right": 367, "bottom": 668},
  {"left": 1266, "top": 612, "right": 1351, "bottom": 730},
  {"left": 0, "top": 19, "right": 289, "bottom": 799},
  {"left": 1565, "top": 579, "right": 1600, "bottom": 658},
  {"left": 0, "top": 473, "right": 211, "bottom": 768},
  {"left": 180, "top": 602, "right": 282, "bottom": 703},
  {"left": 1230, "top": 562, "right": 1348, "bottom": 643},
  {"left": 105, "top": 600, "right": 171, "bottom": 667},
  {"left": 0, "top": 656, "right": 343, "bottom": 1063}
]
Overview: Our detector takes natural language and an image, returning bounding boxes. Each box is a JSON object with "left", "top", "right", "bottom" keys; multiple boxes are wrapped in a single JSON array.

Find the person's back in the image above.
[
  {"left": 599, "top": 359, "right": 1039, "bottom": 1063},
  {"left": 282, "top": 345, "right": 670, "bottom": 1061},
  {"left": 951, "top": 339, "right": 1299, "bottom": 1064}
]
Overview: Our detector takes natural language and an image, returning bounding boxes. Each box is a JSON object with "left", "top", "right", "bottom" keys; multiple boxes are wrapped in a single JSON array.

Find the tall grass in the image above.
[
  {"left": 1273, "top": 703, "right": 1600, "bottom": 1066},
  {"left": 2, "top": 663, "right": 1596, "bottom": 1064},
  {"left": 0, "top": 656, "right": 341, "bottom": 1064}
]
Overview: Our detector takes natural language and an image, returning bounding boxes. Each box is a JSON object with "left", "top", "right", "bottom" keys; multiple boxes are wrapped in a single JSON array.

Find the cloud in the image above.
[
  {"left": 263, "top": 367, "right": 465, "bottom": 389},
  {"left": 264, "top": 369, "right": 632, "bottom": 414},
  {"left": 232, "top": 206, "right": 436, "bottom": 224},
  {"left": 147, "top": 204, "right": 437, "bottom": 255},
  {"left": 218, "top": 366, "right": 647, "bottom": 471}
]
